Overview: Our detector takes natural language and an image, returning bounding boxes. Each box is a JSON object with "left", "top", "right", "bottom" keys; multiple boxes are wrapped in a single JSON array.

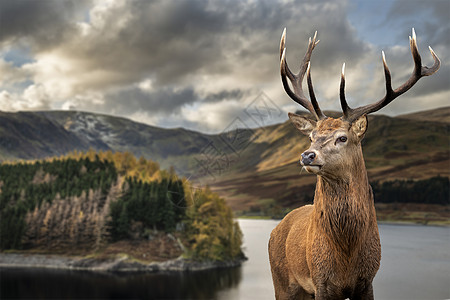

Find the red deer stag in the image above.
[{"left": 268, "top": 28, "right": 440, "bottom": 300}]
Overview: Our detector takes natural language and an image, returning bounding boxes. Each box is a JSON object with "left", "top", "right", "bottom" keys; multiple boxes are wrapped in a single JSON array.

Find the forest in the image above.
[
  {"left": 0, "top": 150, "right": 243, "bottom": 262},
  {"left": 371, "top": 176, "right": 449, "bottom": 205}
]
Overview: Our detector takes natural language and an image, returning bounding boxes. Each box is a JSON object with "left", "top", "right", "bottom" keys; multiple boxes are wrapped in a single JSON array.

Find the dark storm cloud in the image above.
[
  {"left": 64, "top": 0, "right": 231, "bottom": 87},
  {"left": 106, "top": 86, "right": 198, "bottom": 115},
  {"left": 0, "top": 0, "right": 90, "bottom": 49},
  {"left": 105, "top": 86, "right": 251, "bottom": 116},
  {"left": 386, "top": 0, "right": 450, "bottom": 46},
  {"left": 203, "top": 89, "right": 247, "bottom": 103}
]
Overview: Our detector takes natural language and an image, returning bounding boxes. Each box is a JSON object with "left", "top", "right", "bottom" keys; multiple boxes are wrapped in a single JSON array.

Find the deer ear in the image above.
[
  {"left": 351, "top": 114, "right": 368, "bottom": 140},
  {"left": 288, "top": 112, "right": 316, "bottom": 135}
]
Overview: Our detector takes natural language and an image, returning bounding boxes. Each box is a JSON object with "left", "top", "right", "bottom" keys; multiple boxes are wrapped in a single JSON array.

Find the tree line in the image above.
[
  {"left": 372, "top": 176, "right": 449, "bottom": 205},
  {"left": 0, "top": 150, "right": 243, "bottom": 261}
]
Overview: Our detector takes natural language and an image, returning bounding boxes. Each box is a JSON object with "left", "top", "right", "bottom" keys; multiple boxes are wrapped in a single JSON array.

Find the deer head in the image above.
[
  {"left": 289, "top": 113, "right": 368, "bottom": 180},
  {"left": 281, "top": 28, "right": 440, "bottom": 180}
]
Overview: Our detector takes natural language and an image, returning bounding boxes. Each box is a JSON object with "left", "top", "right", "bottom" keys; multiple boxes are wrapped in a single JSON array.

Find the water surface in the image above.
[{"left": 1, "top": 220, "right": 449, "bottom": 300}]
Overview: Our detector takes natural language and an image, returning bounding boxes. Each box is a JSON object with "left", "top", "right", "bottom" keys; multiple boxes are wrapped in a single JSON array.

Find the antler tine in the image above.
[
  {"left": 280, "top": 28, "right": 286, "bottom": 60},
  {"left": 340, "top": 63, "right": 350, "bottom": 119},
  {"left": 343, "top": 28, "right": 441, "bottom": 123},
  {"left": 307, "top": 62, "right": 324, "bottom": 118},
  {"left": 280, "top": 29, "right": 326, "bottom": 120}
]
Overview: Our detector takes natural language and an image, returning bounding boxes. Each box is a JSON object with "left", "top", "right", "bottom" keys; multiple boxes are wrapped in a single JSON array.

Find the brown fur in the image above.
[
  {"left": 269, "top": 116, "right": 381, "bottom": 300},
  {"left": 317, "top": 118, "right": 345, "bottom": 133}
]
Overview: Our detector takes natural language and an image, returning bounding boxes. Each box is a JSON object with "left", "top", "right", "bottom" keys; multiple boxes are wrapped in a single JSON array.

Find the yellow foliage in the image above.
[
  {"left": 62, "top": 150, "right": 163, "bottom": 183},
  {"left": 184, "top": 186, "right": 243, "bottom": 261},
  {"left": 9, "top": 149, "right": 167, "bottom": 186}
]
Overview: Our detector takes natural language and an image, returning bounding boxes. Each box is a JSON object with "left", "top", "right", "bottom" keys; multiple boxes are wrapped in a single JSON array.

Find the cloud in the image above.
[
  {"left": 0, "top": 0, "right": 90, "bottom": 50},
  {"left": 0, "top": 84, "right": 51, "bottom": 111},
  {"left": 386, "top": 0, "right": 450, "bottom": 44},
  {"left": 105, "top": 86, "right": 198, "bottom": 115},
  {"left": 0, "top": 0, "right": 447, "bottom": 131},
  {"left": 0, "top": 58, "right": 30, "bottom": 84},
  {"left": 202, "top": 89, "right": 248, "bottom": 103}
]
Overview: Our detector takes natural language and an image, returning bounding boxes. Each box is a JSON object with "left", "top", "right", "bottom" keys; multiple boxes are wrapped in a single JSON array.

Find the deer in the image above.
[{"left": 268, "top": 28, "right": 440, "bottom": 300}]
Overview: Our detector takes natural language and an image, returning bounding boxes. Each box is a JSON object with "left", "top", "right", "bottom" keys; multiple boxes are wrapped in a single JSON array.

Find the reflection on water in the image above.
[
  {"left": 1, "top": 266, "right": 242, "bottom": 299},
  {"left": 1, "top": 220, "right": 450, "bottom": 300},
  {"left": 218, "top": 219, "right": 279, "bottom": 300}
]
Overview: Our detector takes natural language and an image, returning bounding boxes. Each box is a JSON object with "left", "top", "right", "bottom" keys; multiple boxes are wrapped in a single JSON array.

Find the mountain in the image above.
[
  {"left": 398, "top": 106, "right": 450, "bottom": 123},
  {"left": 1, "top": 110, "right": 223, "bottom": 173},
  {"left": 0, "top": 108, "right": 448, "bottom": 212},
  {"left": 0, "top": 111, "right": 91, "bottom": 160}
]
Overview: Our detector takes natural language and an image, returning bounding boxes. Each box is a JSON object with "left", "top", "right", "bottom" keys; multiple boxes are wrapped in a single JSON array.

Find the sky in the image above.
[{"left": 0, "top": 0, "right": 448, "bottom": 133}]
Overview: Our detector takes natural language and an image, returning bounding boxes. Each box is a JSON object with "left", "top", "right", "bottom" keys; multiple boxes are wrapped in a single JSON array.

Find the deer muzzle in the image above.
[{"left": 301, "top": 151, "right": 316, "bottom": 165}]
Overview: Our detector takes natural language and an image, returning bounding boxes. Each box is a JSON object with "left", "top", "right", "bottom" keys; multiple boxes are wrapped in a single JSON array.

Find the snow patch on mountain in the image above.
[{"left": 66, "top": 112, "right": 117, "bottom": 145}]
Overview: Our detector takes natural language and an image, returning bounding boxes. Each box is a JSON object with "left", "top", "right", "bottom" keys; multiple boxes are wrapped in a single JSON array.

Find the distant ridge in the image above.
[
  {"left": 398, "top": 106, "right": 450, "bottom": 123},
  {"left": 0, "top": 111, "right": 91, "bottom": 160}
]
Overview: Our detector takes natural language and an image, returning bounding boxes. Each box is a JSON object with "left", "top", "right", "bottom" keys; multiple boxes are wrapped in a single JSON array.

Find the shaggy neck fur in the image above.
[{"left": 313, "top": 145, "right": 373, "bottom": 257}]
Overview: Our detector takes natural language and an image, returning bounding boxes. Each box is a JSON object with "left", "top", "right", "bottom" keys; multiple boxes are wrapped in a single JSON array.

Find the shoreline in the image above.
[
  {"left": 237, "top": 217, "right": 449, "bottom": 227},
  {"left": 376, "top": 220, "right": 450, "bottom": 227},
  {"left": 0, "top": 253, "right": 245, "bottom": 273}
]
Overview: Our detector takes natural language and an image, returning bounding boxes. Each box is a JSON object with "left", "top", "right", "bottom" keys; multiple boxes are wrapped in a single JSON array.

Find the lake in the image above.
[{"left": 1, "top": 219, "right": 449, "bottom": 299}]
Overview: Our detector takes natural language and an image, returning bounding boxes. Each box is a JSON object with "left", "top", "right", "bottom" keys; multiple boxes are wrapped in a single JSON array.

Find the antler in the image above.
[
  {"left": 340, "top": 28, "right": 441, "bottom": 123},
  {"left": 280, "top": 29, "right": 326, "bottom": 120}
]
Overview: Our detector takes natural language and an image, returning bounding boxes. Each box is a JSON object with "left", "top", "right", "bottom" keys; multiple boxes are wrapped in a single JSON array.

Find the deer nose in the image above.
[{"left": 301, "top": 151, "right": 316, "bottom": 165}]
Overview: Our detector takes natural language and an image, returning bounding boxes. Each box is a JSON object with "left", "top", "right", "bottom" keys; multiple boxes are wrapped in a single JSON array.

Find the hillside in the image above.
[
  {"left": 0, "top": 111, "right": 91, "bottom": 160},
  {"left": 0, "top": 108, "right": 448, "bottom": 214},
  {"left": 398, "top": 106, "right": 450, "bottom": 123}
]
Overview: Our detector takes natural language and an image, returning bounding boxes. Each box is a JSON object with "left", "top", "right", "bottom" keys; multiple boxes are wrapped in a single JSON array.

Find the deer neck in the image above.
[{"left": 313, "top": 147, "right": 374, "bottom": 255}]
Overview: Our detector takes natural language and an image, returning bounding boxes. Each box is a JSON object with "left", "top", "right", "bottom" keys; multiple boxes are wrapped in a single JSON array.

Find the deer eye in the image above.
[{"left": 336, "top": 136, "right": 347, "bottom": 143}]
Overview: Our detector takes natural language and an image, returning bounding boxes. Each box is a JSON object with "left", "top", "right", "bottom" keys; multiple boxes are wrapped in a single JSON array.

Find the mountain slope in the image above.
[
  {"left": 398, "top": 106, "right": 450, "bottom": 123},
  {"left": 0, "top": 111, "right": 91, "bottom": 160},
  {"left": 37, "top": 111, "right": 212, "bottom": 158}
]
